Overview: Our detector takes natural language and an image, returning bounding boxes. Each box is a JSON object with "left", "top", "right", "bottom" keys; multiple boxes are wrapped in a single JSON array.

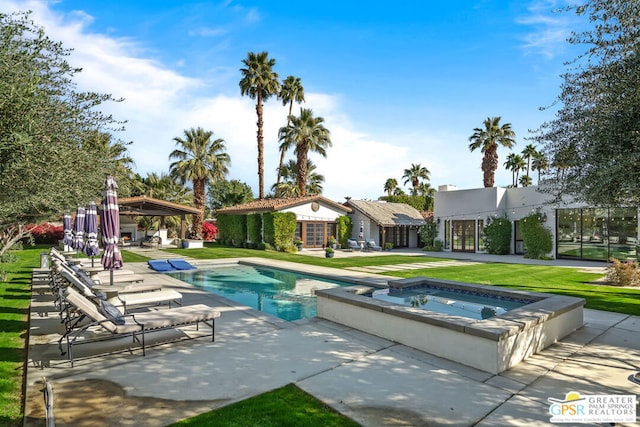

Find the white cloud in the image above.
[
  {"left": 517, "top": 0, "right": 578, "bottom": 59},
  {"left": 4, "top": 0, "right": 515, "bottom": 203}
]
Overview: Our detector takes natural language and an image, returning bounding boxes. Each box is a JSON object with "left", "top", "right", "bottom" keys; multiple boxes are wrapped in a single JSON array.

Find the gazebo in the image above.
[{"left": 117, "top": 196, "right": 201, "bottom": 241}]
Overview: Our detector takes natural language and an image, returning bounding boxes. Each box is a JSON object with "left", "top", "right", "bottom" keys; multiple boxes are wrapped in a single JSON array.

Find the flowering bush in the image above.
[
  {"left": 202, "top": 221, "right": 218, "bottom": 241},
  {"left": 26, "top": 223, "right": 64, "bottom": 244}
]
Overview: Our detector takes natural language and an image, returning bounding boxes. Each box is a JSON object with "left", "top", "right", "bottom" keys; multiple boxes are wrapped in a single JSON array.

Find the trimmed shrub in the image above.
[
  {"left": 272, "top": 212, "right": 297, "bottom": 252},
  {"left": 483, "top": 217, "right": 511, "bottom": 255},
  {"left": 520, "top": 213, "right": 553, "bottom": 259},
  {"left": 263, "top": 213, "right": 275, "bottom": 247},
  {"left": 419, "top": 220, "right": 438, "bottom": 247},
  {"left": 247, "top": 213, "right": 262, "bottom": 245},
  {"left": 336, "top": 215, "right": 352, "bottom": 248}
]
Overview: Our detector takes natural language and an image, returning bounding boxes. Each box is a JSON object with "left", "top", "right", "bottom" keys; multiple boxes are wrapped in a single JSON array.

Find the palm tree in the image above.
[
  {"left": 468, "top": 117, "right": 516, "bottom": 187},
  {"left": 418, "top": 182, "right": 436, "bottom": 210},
  {"left": 272, "top": 159, "right": 325, "bottom": 197},
  {"left": 276, "top": 76, "right": 305, "bottom": 186},
  {"left": 169, "top": 127, "right": 230, "bottom": 239},
  {"left": 239, "top": 51, "right": 280, "bottom": 199},
  {"left": 521, "top": 144, "right": 539, "bottom": 186},
  {"left": 402, "top": 163, "right": 430, "bottom": 196},
  {"left": 504, "top": 153, "right": 525, "bottom": 187},
  {"left": 85, "top": 131, "right": 136, "bottom": 196},
  {"left": 519, "top": 174, "right": 533, "bottom": 188},
  {"left": 393, "top": 187, "right": 406, "bottom": 196},
  {"left": 384, "top": 178, "right": 398, "bottom": 196},
  {"left": 278, "top": 108, "right": 331, "bottom": 197},
  {"left": 531, "top": 152, "right": 549, "bottom": 183}
]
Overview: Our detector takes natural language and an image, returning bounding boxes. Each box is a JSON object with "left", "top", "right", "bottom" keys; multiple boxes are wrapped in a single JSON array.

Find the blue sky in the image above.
[{"left": 4, "top": 0, "right": 583, "bottom": 200}]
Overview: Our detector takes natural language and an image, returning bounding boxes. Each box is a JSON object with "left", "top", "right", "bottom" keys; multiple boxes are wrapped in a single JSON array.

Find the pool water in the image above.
[
  {"left": 169, "top": 264, "right": 349, "bottom": 321},
  {"left": 371, "top": 288, "right": 528, "bottom": 320}
]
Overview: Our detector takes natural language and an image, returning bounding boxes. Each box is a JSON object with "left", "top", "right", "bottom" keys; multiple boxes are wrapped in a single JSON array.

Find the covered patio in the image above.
[{"left": 117, "top": 196, "right": 201, "bottom": 243}]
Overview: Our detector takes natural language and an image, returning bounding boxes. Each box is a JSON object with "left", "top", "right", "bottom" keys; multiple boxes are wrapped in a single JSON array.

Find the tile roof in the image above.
[
  {"left": 215, "top": 195, "right": 351, "bottom": 214},
  {"left": 346, "top": 200, "right": 427, "bottom": 226}
]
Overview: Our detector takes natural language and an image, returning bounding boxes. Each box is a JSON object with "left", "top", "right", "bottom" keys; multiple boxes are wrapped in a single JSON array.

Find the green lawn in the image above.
[
  {"left": 2, "top": 244, "right": 636, "bottom": 426},
  {"left": 167, "top": 383, "right": 359, "bottom": 427}
]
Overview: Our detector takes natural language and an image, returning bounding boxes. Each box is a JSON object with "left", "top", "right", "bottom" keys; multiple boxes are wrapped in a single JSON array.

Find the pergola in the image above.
[{"left": 117, "top": 196, "right": 201, "bottom": 239}]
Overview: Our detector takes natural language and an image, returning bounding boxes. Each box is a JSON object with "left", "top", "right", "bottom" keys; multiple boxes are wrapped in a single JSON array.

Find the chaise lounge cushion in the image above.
[
  {"left": 99, "top": 300, "right": 125, "bottom": 325},
  {"left": 147, "top": 259, "right": 176, "bottom": 272},
  {"left": 167, "top": 259, "right": 196, "bottom": 270}
]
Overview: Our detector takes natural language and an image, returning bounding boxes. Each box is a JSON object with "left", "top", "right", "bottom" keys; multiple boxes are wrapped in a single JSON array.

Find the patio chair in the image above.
[
  {"left": 59, "top": 286, "right": 220, "bottom": 366},
  {"left": 366, "top": 239, "right": 382, "bottom": 251},
  {"left": 346, "top": 239, "right": 361, "bottom": 251},
  {"left": 167, "top": 259, "right": 197, "bottom": 270}
]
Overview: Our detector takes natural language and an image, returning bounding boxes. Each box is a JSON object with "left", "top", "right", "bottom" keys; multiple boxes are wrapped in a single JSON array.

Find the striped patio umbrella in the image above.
[
  {"left": 62, "top": 213, "right": 73, "bottom": 248},
  {"left": 72, "top": 206, "right": 85, "bottom": 253},
  {"left": 100, "top": 176, "right": 123, "bottom": 273},
  {"left": 83, "top": 201, "right": 100, "bottom": 265}
]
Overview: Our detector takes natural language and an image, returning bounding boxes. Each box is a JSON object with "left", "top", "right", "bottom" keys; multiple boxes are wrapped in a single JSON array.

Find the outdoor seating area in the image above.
[{"left": 41, "top": 247, "right": 219, "bottom": 366}]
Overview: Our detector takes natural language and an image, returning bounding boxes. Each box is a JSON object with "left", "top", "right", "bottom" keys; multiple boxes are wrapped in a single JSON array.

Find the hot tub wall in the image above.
[{"left": 316, "top": 285, "right": 584, "bottom": 374}]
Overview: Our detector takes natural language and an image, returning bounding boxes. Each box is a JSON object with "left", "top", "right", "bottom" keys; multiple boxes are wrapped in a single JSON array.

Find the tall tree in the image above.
[
  {"left": 276, "top": 76, "right": 305, "bottom": 186},
  {"left": 521, "top": 144, "right": 539, "bottom": 187},
  {"left": 136, "top": 172, "right": 193, "bottom": 231},
  {"left": 169, "top": 127, "right": 230, "bottom": 239},
  {"left": 531, "top": 151, "right": 549, "bottom": 183},
  {"left": 402, "top": 163, "right": 430, "bottom": 196},
  {"left": 384, "top": 178, "right": 398, "bottom": 197},
  {"left": 534, "top": 0, "right": 640, "bottom": 205},
  {"left": 208, "top": 179, "right": 254, "bottom": 211},
  {"left": 504, "top": 153, "right": 526, "bottom": 187},
  {"left": 468, "top": 117, "right": 516, "bottom": 188},
  {"left": 239, "top": 51, "right": 280, "bottom": 199},
  {"left": 278, "top": 108, "right": 331, "bottom": 197},
  {"left": 0, "top": 11, "right": 123, "bottom": 254}
]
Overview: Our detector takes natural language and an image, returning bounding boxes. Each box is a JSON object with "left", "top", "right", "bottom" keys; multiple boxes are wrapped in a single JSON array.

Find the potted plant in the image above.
[
  {"left": 384, "top": 242, "right": 393, "bottom": 251},
  {"left": 325, "top": 247, "right": 335, "bottom": 258},
  {"left": 327, "top": 235, "right": 337, "bottom": 249},
  {"left": 294, "top": 238, "right": 303, "bottom": 251}
]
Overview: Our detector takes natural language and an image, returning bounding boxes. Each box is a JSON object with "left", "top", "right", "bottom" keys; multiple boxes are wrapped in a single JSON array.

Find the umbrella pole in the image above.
[{"left": 110, "top": 269, "right": 114, "bottom": 286}]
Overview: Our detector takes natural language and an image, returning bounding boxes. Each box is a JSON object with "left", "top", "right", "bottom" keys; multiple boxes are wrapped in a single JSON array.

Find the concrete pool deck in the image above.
[{"left": 24, "top": 254, "right": 640, "bottom": 426}]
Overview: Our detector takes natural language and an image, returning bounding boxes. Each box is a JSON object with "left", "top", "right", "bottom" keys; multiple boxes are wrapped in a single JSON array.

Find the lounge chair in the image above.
[
  {"left": 59, "top": 268, "right": 182, "bottom": 313},
  {"left": 366, "top": 239, "right": 382, "bottom": 251},
  {"left": 167, "top": 259, "right": 196, "bottom": 270},
  {"left": 59, "top": 286, "right": 220, "bottom": 366},
  {"left": 346, "top": 239, "right": 361, "bottom": 251},
  {"left": 147, "top": 259, "right": 177, "bottom": 272}
]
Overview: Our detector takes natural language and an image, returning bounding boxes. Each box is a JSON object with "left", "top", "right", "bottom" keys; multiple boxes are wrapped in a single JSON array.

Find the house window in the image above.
[
  {"left": 452, "top": 220, "right": 475, "bottom": 252},
  {"left": 477, "top": 220, "right": 484, "bottom": 251},
  {"left": 557, "top": 207, "right": 637, "bottom": 261},
  {"left": 444, "top": 220, "right": 450, "bottom": 249}
]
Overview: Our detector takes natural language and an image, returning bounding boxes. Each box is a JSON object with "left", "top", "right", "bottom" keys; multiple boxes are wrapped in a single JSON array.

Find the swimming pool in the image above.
[{"left": 168, "top": 264, "right": 350, "bottom": 321}]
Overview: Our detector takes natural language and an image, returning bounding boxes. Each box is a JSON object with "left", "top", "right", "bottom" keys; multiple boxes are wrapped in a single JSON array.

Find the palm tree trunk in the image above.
[
  {"left": 276, "top": 100, "right": 295, "bottom": 186},
  {"left": 256, "top": 88, "right": 265, "bottom": 199},
  {"left": 192, "top": 178, "right": 205, "bottom": 239},
  {"left": 482, "top": 145, "right": 498, "bottom": 187},
  {"left": 297, "top": 143, "right": 308, "bottom": 196}
]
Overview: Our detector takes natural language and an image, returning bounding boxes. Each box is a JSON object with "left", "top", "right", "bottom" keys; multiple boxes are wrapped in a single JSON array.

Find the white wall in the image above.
[{"left": 282, "top": 201, "right": 347, "bottom": 221}]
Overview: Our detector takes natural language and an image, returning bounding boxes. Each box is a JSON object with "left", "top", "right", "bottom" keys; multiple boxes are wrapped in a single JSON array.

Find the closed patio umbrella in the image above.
[
  {"left": 83, "top": 201, "right": 100, "bottom": 266},
  {"left": 100, "top": 176, "right": 123, "bottom": 281},
  {"left": 62, "top": 213, "right": 73, "bottom": 249},
  {"left": 72, "top": 206, "right": 85, "bottom": 254}
]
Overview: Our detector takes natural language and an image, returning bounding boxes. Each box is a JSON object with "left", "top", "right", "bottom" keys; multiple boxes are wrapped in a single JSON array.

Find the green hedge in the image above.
[
  {"left": 217, "top": 213, "right": 246, "bottom": 247},
  {"left": 520, "top": 212, "right": 553, "bottom": 259},
  {"left": 263, "top": 212, "right": 274, "bottom": 247},
  {"left": 247, "top": 213, "right": 262, "bottom": 246},
  {"left": 483, "top": 217, "right": 511, "bottom": 255},
  {"left": 273, "top": 212, "right": 297, "bottom": 252},
  {"left": 336, "top": 215, "right": 352, "bottom": 248}
]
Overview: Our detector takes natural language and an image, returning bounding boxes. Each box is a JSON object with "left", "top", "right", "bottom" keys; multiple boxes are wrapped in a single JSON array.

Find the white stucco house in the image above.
[{"left": 434, "top": 185, "right": 639, "bottom": 261}]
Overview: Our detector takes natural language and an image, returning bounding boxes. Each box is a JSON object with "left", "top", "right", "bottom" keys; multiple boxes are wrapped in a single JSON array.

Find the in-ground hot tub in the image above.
[{"left": 315, "top": 277, "right": 585, "bottom": 374}]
